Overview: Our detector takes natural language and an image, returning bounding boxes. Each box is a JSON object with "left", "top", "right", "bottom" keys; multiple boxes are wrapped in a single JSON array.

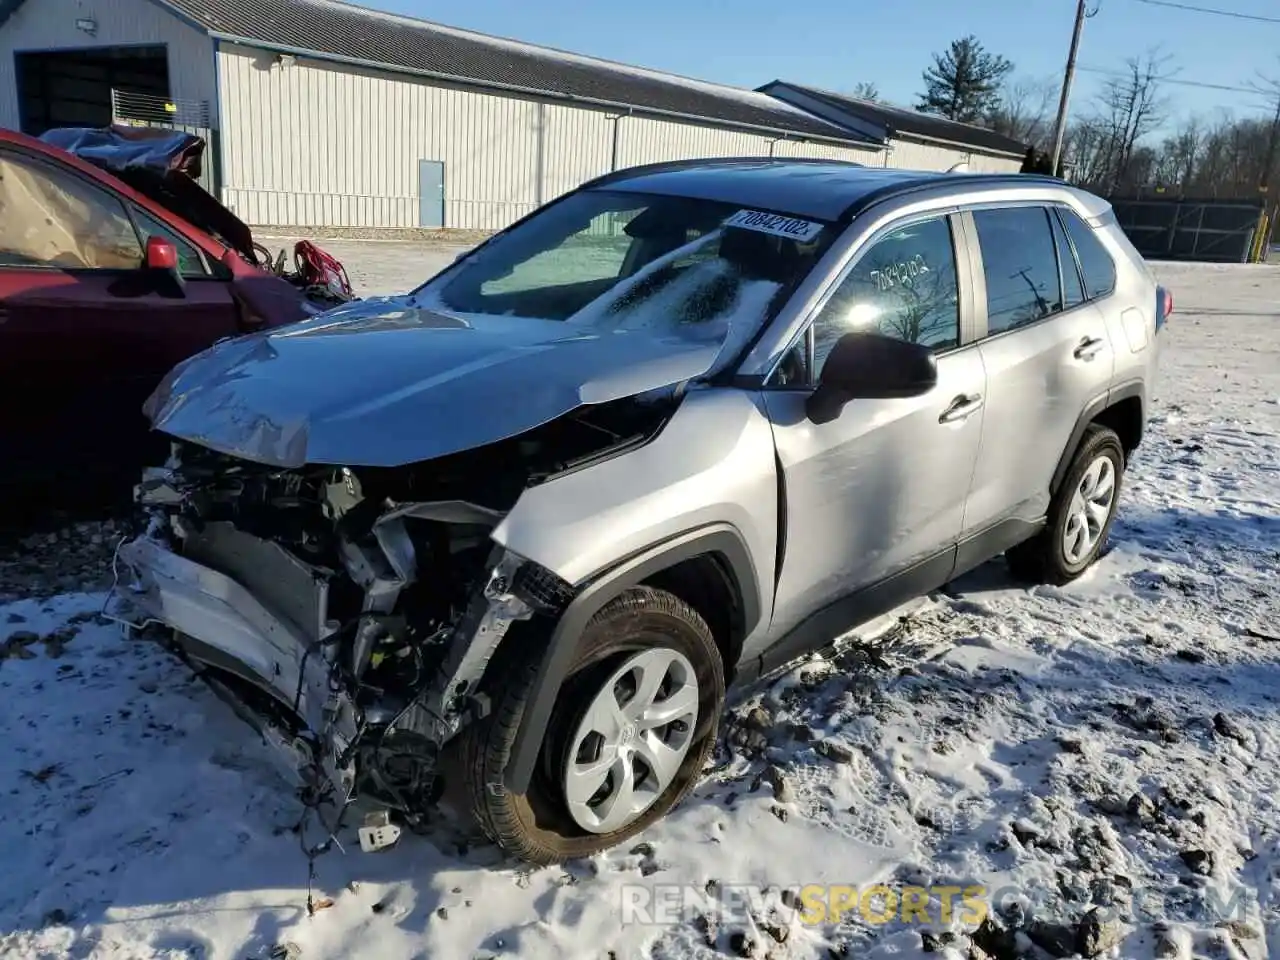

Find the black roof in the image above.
[
  {"left": 760, "top": 81, "right": 1028, "bottom": 157},
  {"left": 591, "top": 158, "right": 951, "bottom": 221},
  {"left": 153, "top": 0, "right": 871, "bottom": 145}
]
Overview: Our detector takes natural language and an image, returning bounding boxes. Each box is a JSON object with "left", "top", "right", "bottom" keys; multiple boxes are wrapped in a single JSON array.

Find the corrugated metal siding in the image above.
[
  {"left": 771, "top": 138, "right": 882, "bottom": 165},
  {"left": 218, "top": 44, "right": 543, "bottom": 229},
  {"left": 885, "top": 138, "right": 970, "bottom": 172},
  {"left": 964, "top": 151, "right": 1021, "bottom": 174},
  {"left": 541, "top": 103, "right": 612, "bottom": 204},
  {"left": 885, "top": 137, "right": 1021, "bottom": 174},
  {"left": 217, "top": 49, "right": 1011, "bottom": 231},
  {"left": 0, "top": 0, "right": 214, "bottom": 130},
  {"left": 217, "top": 45, "right": 888, "bottom": 230},
  {"left": 618, "top": 115, "right": 772, "bottom": 166}
]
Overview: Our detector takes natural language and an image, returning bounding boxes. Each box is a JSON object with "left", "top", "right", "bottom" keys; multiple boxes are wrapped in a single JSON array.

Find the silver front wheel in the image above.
[
  {"left": 563, "top": 647, "right": 700, "bottom": 835},
  {"left": 1062, "top": 453, "right": 1117, "bottom": 565}
]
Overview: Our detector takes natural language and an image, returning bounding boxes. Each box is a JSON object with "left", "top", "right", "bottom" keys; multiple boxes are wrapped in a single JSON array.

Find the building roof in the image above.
[
  {"left": 146, "top": 0, "right": 877, "bottom": 146},
  {"left": 759, "top": 80, "right": 1028, "bottom": 158}
]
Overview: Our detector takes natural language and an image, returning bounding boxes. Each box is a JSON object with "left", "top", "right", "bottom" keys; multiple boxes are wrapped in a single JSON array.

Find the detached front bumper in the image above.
[{"left": 113, "top": 535, "right": 335, "bottom": 738}]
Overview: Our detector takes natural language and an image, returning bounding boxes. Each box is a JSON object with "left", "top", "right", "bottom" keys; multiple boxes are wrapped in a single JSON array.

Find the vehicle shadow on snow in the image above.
[{"left": 949, "top": 499, "right": 1278, "bottom": 599}]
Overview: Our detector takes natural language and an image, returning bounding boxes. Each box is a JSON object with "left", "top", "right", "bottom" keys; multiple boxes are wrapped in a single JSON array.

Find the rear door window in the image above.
[
  {"left": 972, "top": 206, "right": 1061, "bottom": 336},
  {"left": 0, "top": 149, "right": 142, "bottom": 270},
  {"left": 1059, "top": 207, "right": 1117, "bottom": 299}
]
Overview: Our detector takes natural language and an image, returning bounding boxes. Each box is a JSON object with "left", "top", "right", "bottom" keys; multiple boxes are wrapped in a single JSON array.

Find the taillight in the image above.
[{"left": 1156, "top": 285, "right": 1173, "bottom": 331}]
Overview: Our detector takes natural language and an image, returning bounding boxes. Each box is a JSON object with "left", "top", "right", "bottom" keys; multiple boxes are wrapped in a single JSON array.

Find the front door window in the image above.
[
  {"left": 811, "top": 215, "right": 961, "bottom": 373},
  {"left": 0, "top": 150, "right": 142, "bottom": 270}
]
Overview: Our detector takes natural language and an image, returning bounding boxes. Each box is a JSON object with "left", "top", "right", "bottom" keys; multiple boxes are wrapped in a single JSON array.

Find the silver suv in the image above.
[{"left": 114, "top": 159, "right": 1169, "bottom": 865}]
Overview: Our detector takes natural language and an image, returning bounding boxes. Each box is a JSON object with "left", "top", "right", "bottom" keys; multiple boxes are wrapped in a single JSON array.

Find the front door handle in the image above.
[
  {"left": 939, "top": 393, "right": 984, "bottom": 424},
  {"left": 1074, "top": 336, "right": 1106, "bottom": 361}
]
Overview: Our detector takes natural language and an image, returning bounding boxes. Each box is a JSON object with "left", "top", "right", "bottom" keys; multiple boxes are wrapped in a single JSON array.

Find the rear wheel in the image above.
[
  {"left": 1007, "top": 424, "right": 1125, "bottom": 585},
  {"left": 457, "top": 585, "right": 724, "bottom": 865}
]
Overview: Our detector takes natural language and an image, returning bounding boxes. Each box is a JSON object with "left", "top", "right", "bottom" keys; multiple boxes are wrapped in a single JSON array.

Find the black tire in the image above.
[
  {"left": 1006, "top": 425, "right": 1125, "bottom": 586},
  {"left": 456, "top": 585, "right": 724, "bottom": 865}
]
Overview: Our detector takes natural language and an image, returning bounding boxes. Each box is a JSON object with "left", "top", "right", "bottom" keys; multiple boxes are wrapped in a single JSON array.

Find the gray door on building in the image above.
[{"left": 418, "top": 160, "right": 445, "bottom": 228}]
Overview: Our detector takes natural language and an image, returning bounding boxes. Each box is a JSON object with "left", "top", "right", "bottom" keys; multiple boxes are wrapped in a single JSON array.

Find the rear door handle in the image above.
[
  {"left": 939, "top": 393, "right": 984, "bottom": 424},
  {"left": 1074, "top": 336, "right": 1106, "bottom": 361}
]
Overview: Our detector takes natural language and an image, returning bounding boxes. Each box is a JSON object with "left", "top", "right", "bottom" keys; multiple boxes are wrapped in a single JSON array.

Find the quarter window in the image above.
[
  {"left": 1050, "top": 209, "right": 1085, "bottom": 310},
  {"left": 1059, "top": 207, "right": 1117, "bottom": 300},
  {"left": 973, "top": 206, "right": 1061, "bottom": 336},
  {"left": 0, "top": 150, "right": 143, "bottom": 269},
  {"left": 811, "top": 215, "right": 960, "bottom": 372}
]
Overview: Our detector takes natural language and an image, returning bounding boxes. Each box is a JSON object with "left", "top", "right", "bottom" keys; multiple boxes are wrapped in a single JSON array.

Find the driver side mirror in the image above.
[
  {"left": 805, "top": 331, "right": 938, "bottom": 424},
  {"left": 144, "top": 236, "right": 185, "bottom": 298}
]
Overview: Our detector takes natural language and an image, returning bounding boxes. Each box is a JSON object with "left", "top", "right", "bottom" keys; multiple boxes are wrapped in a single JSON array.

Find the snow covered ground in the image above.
[{"left": 1, "top": 259, "right": 1277, "bottom": 960}]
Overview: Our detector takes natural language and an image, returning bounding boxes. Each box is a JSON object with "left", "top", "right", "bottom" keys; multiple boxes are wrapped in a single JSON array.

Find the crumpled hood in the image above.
[{"left": 143, "top": 297, "right": 723, "bottom": 468}]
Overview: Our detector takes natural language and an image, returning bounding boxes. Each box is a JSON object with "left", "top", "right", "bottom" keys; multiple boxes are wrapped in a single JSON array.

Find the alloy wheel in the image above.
[
  {"left": 562, "top": 647, "right": 700, "bottom": 834},
  {"left": 1062, "top": 453, "right": 1117, "bottom": 565}
]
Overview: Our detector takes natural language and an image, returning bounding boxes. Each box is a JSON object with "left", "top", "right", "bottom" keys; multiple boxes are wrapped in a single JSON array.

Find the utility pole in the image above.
[
  {"left": 1259, "top": 91, "right": 1280, "bottom": 195},
  {"left": 1259, "top": 91, "right": 1280, "bottom": 262},
  {"left": 1049, "top": 0, "right": 1093, "bottom": 177}
]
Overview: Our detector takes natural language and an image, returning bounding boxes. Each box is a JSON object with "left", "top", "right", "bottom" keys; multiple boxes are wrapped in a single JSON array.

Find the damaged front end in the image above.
[{"left": 107, "top": 428, "right": 630, "bottom": 834}]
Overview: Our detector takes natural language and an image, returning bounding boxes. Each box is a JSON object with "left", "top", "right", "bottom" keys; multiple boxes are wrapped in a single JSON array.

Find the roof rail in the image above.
[{"left": 836, "top": 171, "right": 1073, "bottom": 222}]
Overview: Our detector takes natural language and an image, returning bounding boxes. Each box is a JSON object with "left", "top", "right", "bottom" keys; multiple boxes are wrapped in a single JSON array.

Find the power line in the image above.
[
  {"left": 1077, "top": 64, "right": 1268, "bottom": 95},
  {"left": 1129, "top": 0, "right": 1280, "bottom": 24}
]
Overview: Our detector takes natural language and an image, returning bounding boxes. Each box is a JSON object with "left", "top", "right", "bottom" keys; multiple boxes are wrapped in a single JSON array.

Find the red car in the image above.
[{"left": 0, "top": 125, "right": 351, "bottom": 505}]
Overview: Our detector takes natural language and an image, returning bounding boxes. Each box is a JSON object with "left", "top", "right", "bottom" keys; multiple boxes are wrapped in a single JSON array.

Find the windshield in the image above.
[{"left": 412, "top": 189, "right": 837, "bottom": 362}]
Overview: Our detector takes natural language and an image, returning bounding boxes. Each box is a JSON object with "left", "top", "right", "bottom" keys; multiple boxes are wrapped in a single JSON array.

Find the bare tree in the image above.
[
  {"left": 988, "top": 75, "right": 1058, "bottom": 146},
  {"left": 1153, "top": 118, "right": 1203, "bottom": 190},
  {"left": 1100, "top": 51, "right": 1171, "bottom": 191},
  {"left": 1064, "top": 116, "right": 1112, "bottom": 186},
  {"left": 1245, "top": 69, "right": 1280, "bottom": 195},
  {"left": 1066, "top": 50, "right": 1170, "bottom": 192}
]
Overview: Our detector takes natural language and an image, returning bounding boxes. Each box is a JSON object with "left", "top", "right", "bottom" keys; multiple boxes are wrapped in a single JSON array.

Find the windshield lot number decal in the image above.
[
  {"left": 723, "top": 209, "right": 824, "bottom": 243},
  {"left": 870, "top": 254, "right": 929, "bottom": 291}
]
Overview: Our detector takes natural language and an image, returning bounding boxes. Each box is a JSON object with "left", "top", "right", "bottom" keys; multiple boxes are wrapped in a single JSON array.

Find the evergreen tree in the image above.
[{"left": 917, "top": 36, "right": 1014, "bottom": 124}]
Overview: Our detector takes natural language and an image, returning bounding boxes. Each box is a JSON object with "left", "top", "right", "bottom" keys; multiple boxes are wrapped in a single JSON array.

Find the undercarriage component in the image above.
[
  {"left": 358, "top": 810, "right": 402, "bottom": 853},
  {"left": 114, "top": 442, "right": 578, "bottom": 833},
  {"left": 379, "top": 549, "right": 535, "bottom": 744},
  {"left": 115, "top": 536, "right": 336, "bottom": 734}
]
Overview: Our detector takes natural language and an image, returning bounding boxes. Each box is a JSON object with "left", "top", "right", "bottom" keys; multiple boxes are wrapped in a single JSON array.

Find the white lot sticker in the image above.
[{"left": 723, "top": 209, "right": 824, "bottom": 243}]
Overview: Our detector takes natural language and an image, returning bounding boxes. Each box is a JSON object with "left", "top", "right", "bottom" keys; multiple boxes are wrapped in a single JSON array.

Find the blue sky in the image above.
[{"left": 361, "top": 0, "right": 1280, "bottom": 135}]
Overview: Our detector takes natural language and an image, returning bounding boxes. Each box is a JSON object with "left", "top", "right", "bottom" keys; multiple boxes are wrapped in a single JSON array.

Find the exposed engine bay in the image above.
[{"left": 112, "top": 392, "right": 678, "bottom": 839}]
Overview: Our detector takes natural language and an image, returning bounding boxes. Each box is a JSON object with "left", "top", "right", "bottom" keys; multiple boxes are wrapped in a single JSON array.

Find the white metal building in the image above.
[
  {"left": 758, "top": 81, "right": 1028, "bottom": 175},
  {"left": 0, "top": 0, "right": 1027, "bottom": 233}
]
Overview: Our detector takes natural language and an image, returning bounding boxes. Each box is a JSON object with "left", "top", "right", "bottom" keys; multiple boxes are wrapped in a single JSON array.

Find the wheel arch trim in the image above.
[
  {"left": 502, "top": 523, "right": 760, "bottom": 794},
  {"left": 1050, "top": 380, "right": 1146, "bottom": 495}
]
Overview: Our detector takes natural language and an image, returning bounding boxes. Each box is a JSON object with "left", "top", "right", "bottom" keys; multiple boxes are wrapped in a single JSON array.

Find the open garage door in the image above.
[{"left": 16, "top": 45, "right": 169, "bottom": 136}]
